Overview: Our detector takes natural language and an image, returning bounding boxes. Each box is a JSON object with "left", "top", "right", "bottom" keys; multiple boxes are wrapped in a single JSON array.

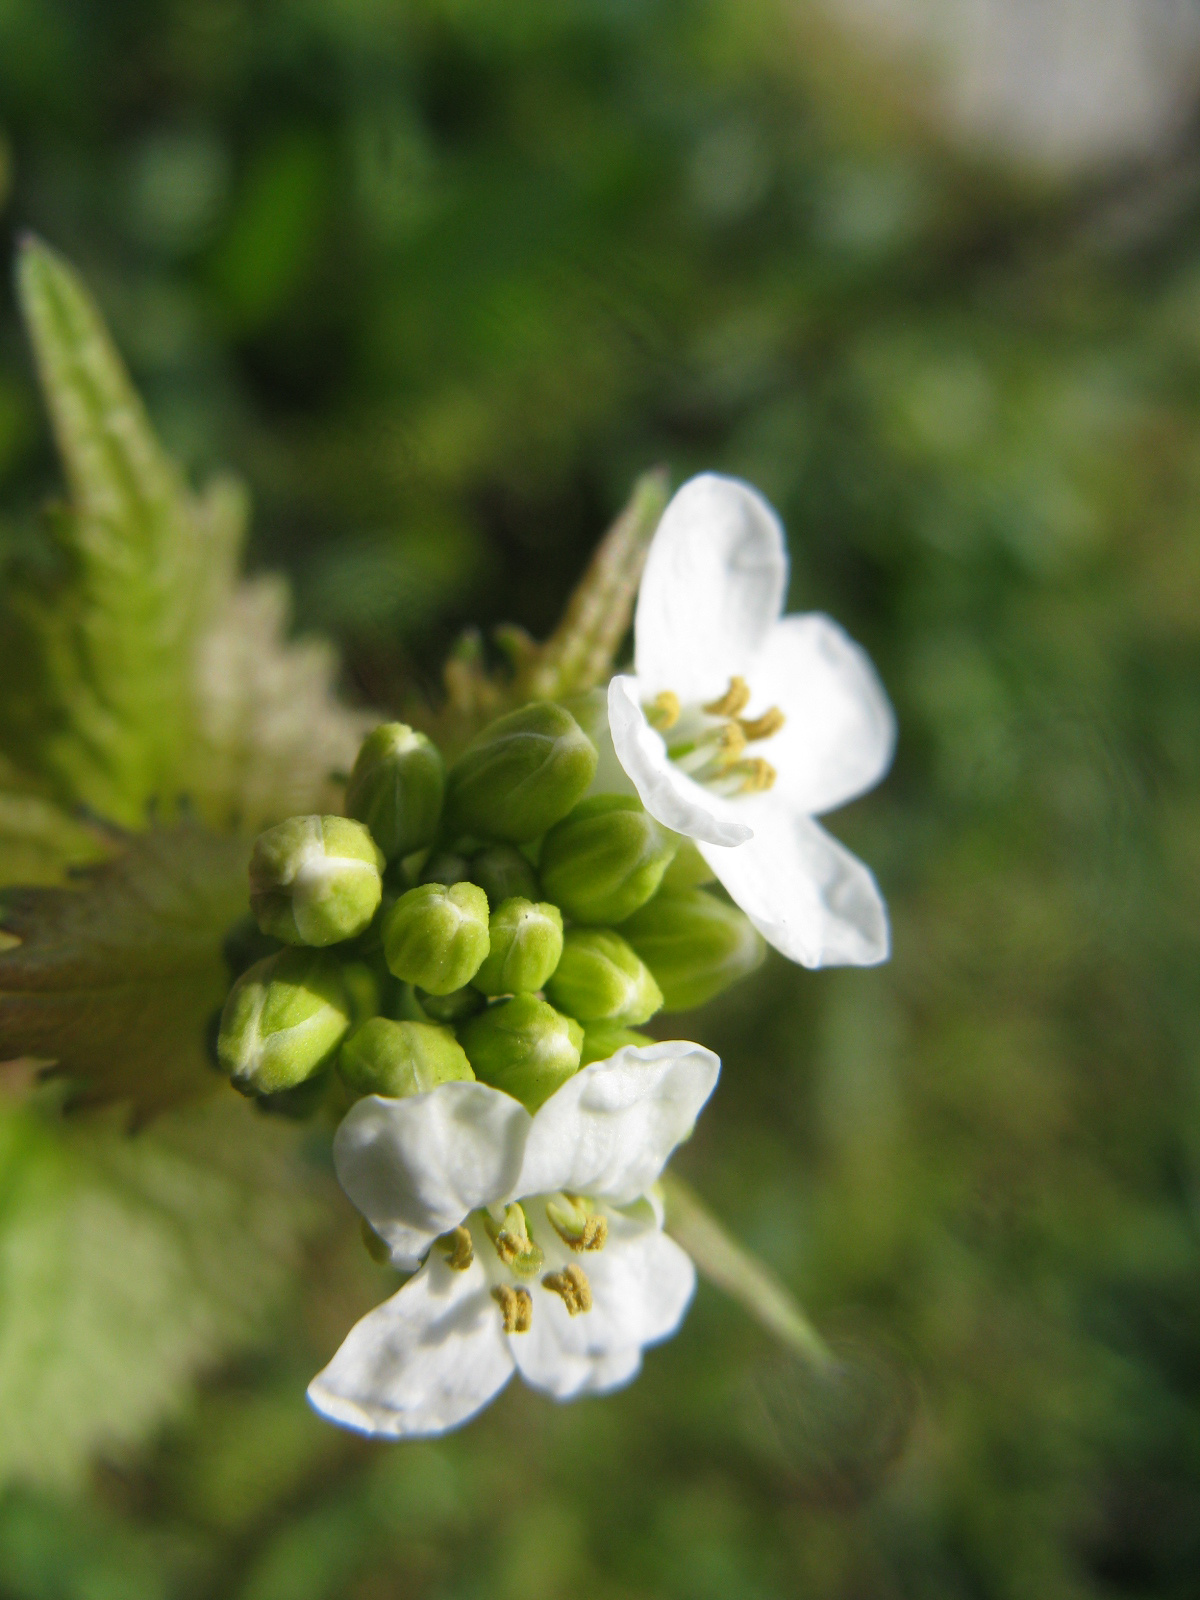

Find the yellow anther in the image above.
[
  {"left": 437, "top": 1225, "right": 474, "bottom": 1272},
  {"left": 546, "top": 1195, "right": 609, "bottom": 1253},
  {"left": 733, "top": 758, "right": 777, "bottom": 794},
  {"left": 738, "top": 706, "right": 786, "bottom": 743},
  {"left": 493, "top": 1284, "right": 533, "bottom": 1334},
  {"left": 484, "top": 1204, "right": 544, "bottom": 1278},
  {"left": 542, "top": 1264, "right": 593, "bottom": 1316},
  {"left": 703, "top": 677, "right": 751, "bottom": 717},
  {"left": 645, "top": 690, "right": 681, "bottom": 731}
]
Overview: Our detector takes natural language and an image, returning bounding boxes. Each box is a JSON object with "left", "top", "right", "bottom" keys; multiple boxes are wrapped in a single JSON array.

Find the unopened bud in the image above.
[
  {"left": 539, "top": 795, "right": 678, "bottom": 924},
  {"left": 579, "top": 1021, "right": 653, "bottom": 1065},
  {"left": 217, "top": 948, "right": 351, "bottom": 1095},
  {"left": 417, "top": 984, "right": 486, "bottom": 1024},
  {"left": 339, "top": 1017, "right": 473, "bottom": 1098},
  {"left": 545, "top": 929, "right": 663, "bottom": 1026},
  {"left": 420, "top": 850, "right": 472, "bottom": 887},
  {"left": 619, "top": 888, "right": 766, "bottom": 1010},
  {"left": 473, "top": 898, "right": 563, "bottom": 997},
  {"left": 250, "top": 816, "right": 384, "bottom": 947},
  {"left": 660, "top": 837, "right": 716, "bottom": 891},
  {"left": 344, "top": 722, "right": 445, "bottom": 862},
  {"left": 444, "top": 702, "right": 597, "bottom": 843},
  {"left": 460, "top": 995, "right": 583, "bottom": 1110},
  {"left": 382, "top": 880, "right": 490, "bottom": 995},
  {"left": 341, "top": 960, "right": 382, "bottom": 1026},
  {"left": 469, "top": 843, "right": 539, "bottom": 905}
]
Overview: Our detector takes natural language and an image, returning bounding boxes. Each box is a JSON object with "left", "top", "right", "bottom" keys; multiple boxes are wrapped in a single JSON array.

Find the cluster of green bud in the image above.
[{"left": 215, "top": 702, "right": 767, "bottom": 1116}]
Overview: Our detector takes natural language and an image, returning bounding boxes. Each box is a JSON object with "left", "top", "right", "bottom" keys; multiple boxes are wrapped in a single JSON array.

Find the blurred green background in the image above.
[{"left": 2, "top": 1, "right": 1200, "bottom": 1596}]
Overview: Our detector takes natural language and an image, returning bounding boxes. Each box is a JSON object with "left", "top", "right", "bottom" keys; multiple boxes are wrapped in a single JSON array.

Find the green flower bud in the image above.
[
  {"left": 579, "top": 1021, "right": 653, "bottom": 1065},
  {"left": 344, "top": 722, "right": 445, "bottom": 862},
  {"left": 619, "top": 888, "right": 767, "bottom": 1011},
  {"left": 339, "top": 1017, "right": 474, "bottom": 1098},
  {"left": 217, "top": 948, "right": 351, "bottom": 1096},
  {"left": 539, "top": 795, "right": 678, "bottom": 924},
  {"left": 418, "top": 984, "right": 487, "bottom": 1024},
  {"left": 469, "top": 843, "right": 539, "bottom": 905},
  {"left": 473, "top": 898, "right": 563, "bottom": 997},
  {"left": 544, "top": 929, "right": 663, "bottom": 1026},
  {"left": 660, "top": 837, "right": 716, "bottom": 891},
  {"left": 420, "top": 850, "right": 472, "bottom": 886},
  {"left": 460, "top": 995, "right": 583, "bottom": 1111},
  {"left": 444, "top": 702, "right": 597, "bottom": 843},
  {"left": 382, "top": 880, "right": 490, "bottom": 995},
  {"left": 341, "top": 961, "right": 382, "bottom": 1027},
  {"left": 250, "top": 816, "right": 384, "bottom": 947}
]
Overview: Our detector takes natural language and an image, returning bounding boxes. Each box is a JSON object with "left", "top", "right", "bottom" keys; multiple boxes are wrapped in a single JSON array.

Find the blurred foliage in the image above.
[{"left": 0, "top": 1, "right": 1199, "bottom": 1598}]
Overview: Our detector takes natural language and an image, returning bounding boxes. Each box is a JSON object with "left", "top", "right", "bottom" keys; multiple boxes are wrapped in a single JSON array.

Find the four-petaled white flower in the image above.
[
  {"left": 608, "top": 473, "right": 895, "bottom": 968},
  {"left": 308, "top": 1043, "right": 719, "bottom": 1437}
]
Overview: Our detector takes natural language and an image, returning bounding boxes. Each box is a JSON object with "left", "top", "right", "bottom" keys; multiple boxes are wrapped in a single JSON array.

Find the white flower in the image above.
[
  {"left": 307, "top": 1042, "right": 719, "bottom": 1438},
  {"left": 608, "top": 473, "right": 895, "bottom": 968}
]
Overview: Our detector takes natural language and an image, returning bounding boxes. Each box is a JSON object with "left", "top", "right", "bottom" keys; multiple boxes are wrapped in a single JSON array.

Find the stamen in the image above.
[
  {"left": 739, "top": 707, "right": 786, "bottom": 742},
  {"left": 493, "top": 1284, "right": 533, "bottom": 1334},
  {"left": 436, "top": 1225, "right": 474, "bottom": 1271},
  {"left": 542, "top": 1265, "right": 593, "bottom": 1316},
  {"left": 709, "top": 757, "right": 777, "bottom": 796},
  {"left": 546, "top": 1194, "right": 608, "bottom": 1253},
  {"left": 668, "top": 720, "right": 745, "bottom": 773},
  {"left": 645, "top": 690, "right": 681, "bottom": 731},
  {"left": 484, "top": 1204, "right": 544, "bottom": 1277},
  {"left": 703, "top": 677, "right": 751, "bottom": 717}
]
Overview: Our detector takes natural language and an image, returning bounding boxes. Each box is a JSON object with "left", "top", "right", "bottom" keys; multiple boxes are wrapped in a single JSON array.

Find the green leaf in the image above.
[
  {"left": 2, "top": 239, "right": 370, "bottom": 835},
  {"left": 0, "top": 825, "right": 248, "bottom": 1116},
  {"left": 2, "top": 238, "right": 219, "bottom": 826},
  {"left": 0, "top": 1095, "right": 327, "bottom": 1490}
]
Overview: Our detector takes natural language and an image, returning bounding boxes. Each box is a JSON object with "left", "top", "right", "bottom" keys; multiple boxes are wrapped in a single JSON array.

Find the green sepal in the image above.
[
  {"left": 545, "top": 928, "right": 663, "bottom": 1026},
  {"left": 472, "top": 898, "right": 563, "bottom": 997},
  {"left": 339, "top": 1017, "right": 474, "bottom": 1098},
  {"left": 249, "top": 815, "right": 384, "bottom": 947},
  {"left": 459, "top": 995, "right": 582, "bottom": 1111},
  {"left": 443, "top": 702, "right": 597, "bottom": 843},
  {"left": 619, "top": 888, "right": 766, "bottom": 1011},
  {"left": 344, "top": 722, "right": 445, "bottom": 862},
  {"left": 539, "top": 794, "right": 678, "bottom": 924},
  {"left": 216, "top": 947, "right": 351, "bottom": 1096},
  {"left": 381, "top": 880, "right": 490, "bottom": 995}
]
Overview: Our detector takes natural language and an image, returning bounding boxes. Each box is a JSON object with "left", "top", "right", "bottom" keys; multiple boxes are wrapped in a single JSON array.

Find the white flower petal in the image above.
[
  {"left": 307, "top": 1254, "right": 514, "bottom": 1438},
  {"left": 608, "top": 676, "right": 752, "bottom": 847},
  {"left": 333, "top": 1084, "right": 531, "bottom": 1269},
  {"left": 701, "top": 808, "right": 889, "bottom": 967},
  {"left": 751, "top": 614, "right": 895, "bottom": 816},
  {"left": 513, "top": 1215, "right": 695, "bottom": 1398},
  {"left": 633, "top": 474, "right": 788, "bottom": 701},
  {"left": 514, "top": 1044, "right": 720, "bottom": 1206}
]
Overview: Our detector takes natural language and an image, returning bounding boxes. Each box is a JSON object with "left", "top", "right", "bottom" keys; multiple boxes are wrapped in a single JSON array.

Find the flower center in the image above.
[
  {"left": 465, "top": 1194, "right": 605, "bottom": 1334},
  {"left": 644, "top": 675, "right": 784, "bottom": 796}
]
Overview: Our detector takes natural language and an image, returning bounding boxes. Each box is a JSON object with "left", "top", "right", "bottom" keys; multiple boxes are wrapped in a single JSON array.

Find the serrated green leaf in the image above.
[
  {"left": 0, "top": 825, "right": 248, "bottom": 1116},
  {"left": 0, "top": 1095, "right": 327, "bottom": 1490},
  {"left": 2, "top": 239, "right": 370, "bottom": 836},
  {"left": 2, "top": 239, "right": 218, "bottom": 826}
]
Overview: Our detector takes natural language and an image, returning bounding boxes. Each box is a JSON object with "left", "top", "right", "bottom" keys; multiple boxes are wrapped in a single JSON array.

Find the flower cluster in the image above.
[{"left": 214, "top": 473, "right": 894, "bottom": 1437}]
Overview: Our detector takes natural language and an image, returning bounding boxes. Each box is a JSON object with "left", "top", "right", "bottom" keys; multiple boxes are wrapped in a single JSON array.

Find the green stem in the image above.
[{"left": 661, "top": 1170, "right": 835, "bottom": 1372}]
